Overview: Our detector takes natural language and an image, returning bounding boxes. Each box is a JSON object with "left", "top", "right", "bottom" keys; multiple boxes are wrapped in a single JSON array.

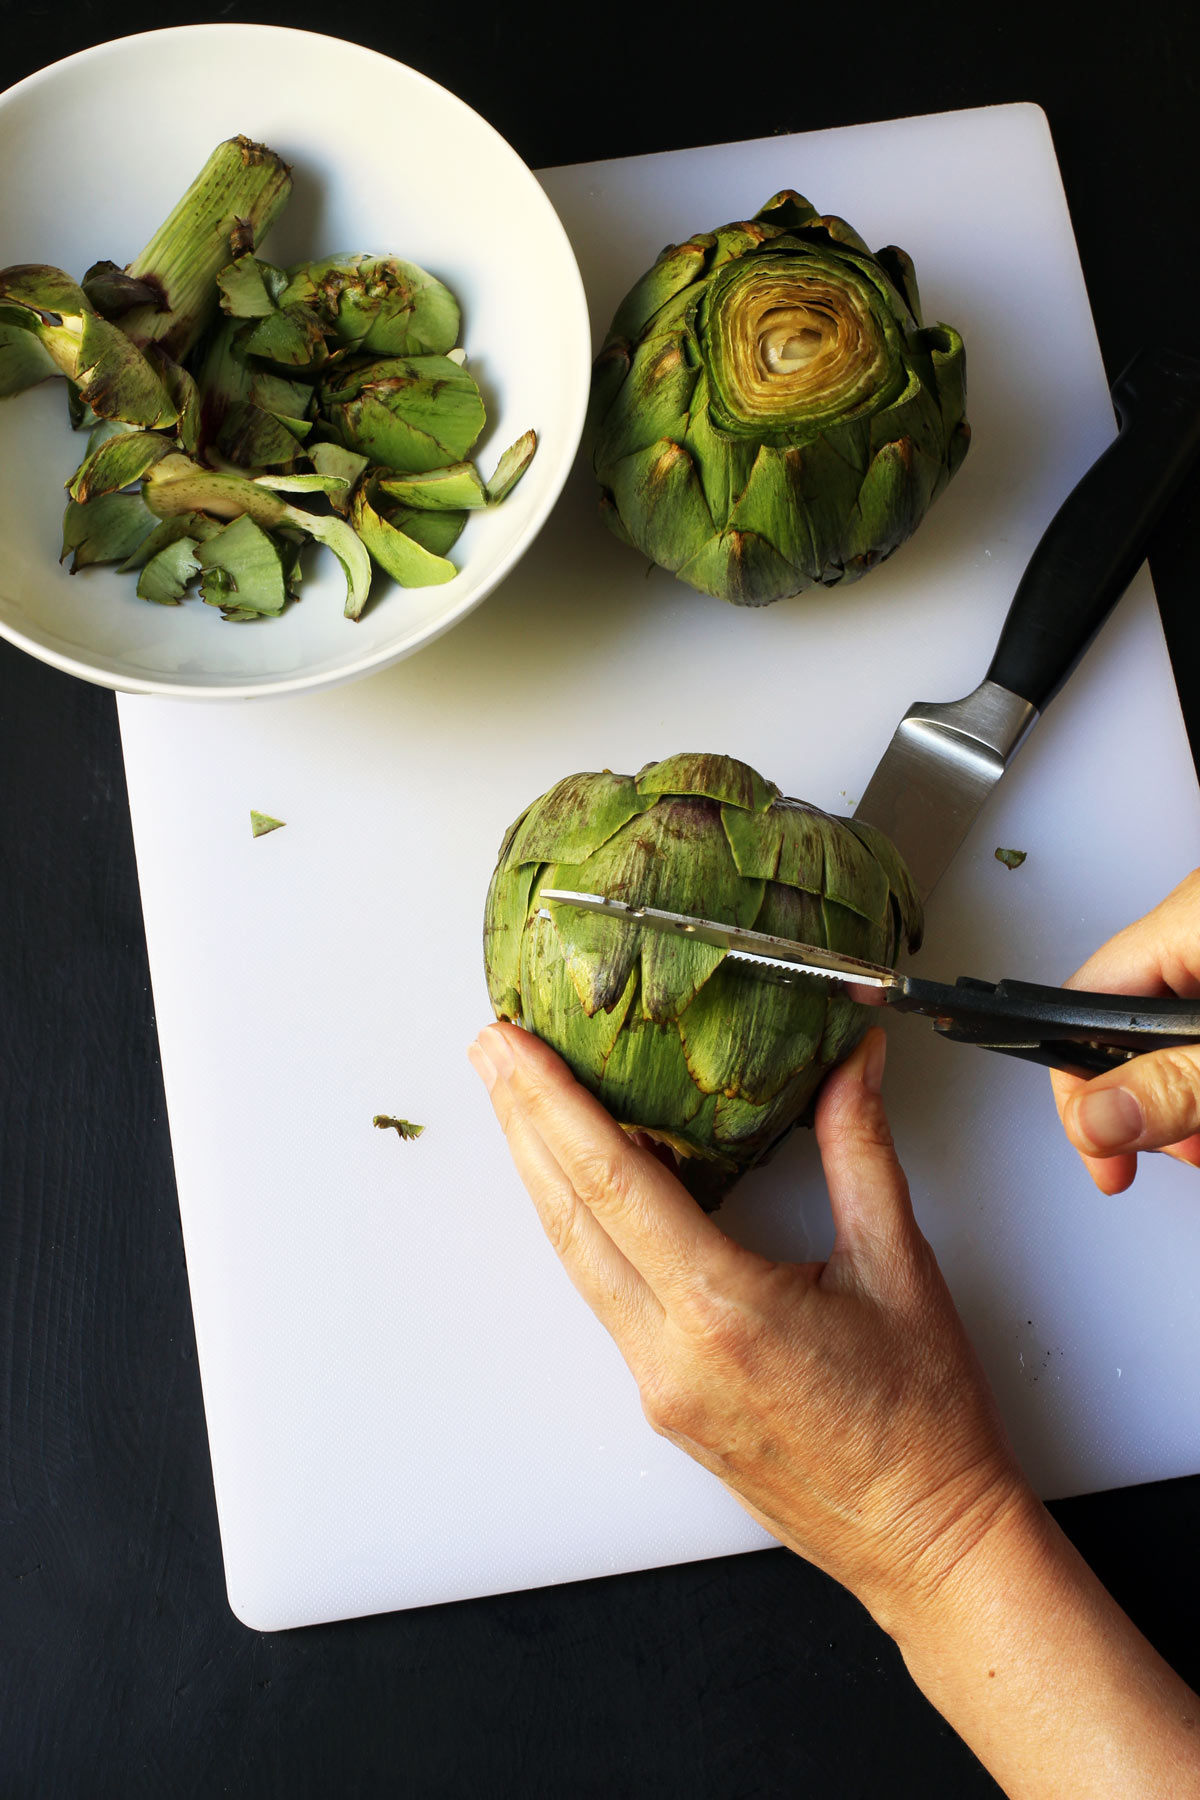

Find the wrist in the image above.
[{"left": 859, "top": 1463, "right": 1047, "bottom": 1649}]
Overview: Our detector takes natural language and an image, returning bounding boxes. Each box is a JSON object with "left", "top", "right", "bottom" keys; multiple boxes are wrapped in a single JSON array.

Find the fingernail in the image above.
[
  {"left": 1072, "top": 1085, "right": 1143, "bottom": 1152},
  {"left": 469, "top": 1026, "right": 515, "bottom": 1093},
  {"left": 861, "top": 1029, "right": 887, "bottom": 1095},
  {"left": 467, "top": 1041, "right": 497, "bottom": 1092}
]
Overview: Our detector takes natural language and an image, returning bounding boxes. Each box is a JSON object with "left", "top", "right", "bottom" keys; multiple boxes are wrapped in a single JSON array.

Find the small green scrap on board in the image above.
[
  {"left": 374, "top": 1115, "right": 424, "bottom": 1140},
  {"left": 995, "top": 847, "right": 1027, "bottom": 871},
  {"left": 251, "top": 811, "right": 286, "bottom": 837}
]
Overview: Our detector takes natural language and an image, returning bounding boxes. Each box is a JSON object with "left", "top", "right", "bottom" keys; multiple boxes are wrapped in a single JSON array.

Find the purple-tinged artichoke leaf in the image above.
[
  {"left": 81, "top": 261, "right": 164, "bottom": 320},
  {"left": 68, "top": 427, "right": 175, "bottom": 503},
  {"left": 61, "top": 490, "right": 157, "bottom": 571}
]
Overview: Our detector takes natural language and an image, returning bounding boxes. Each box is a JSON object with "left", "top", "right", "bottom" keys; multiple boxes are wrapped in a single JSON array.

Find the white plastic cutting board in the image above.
[{"left": 117, "top": 104, "right": 1200, "bottom": 1632}]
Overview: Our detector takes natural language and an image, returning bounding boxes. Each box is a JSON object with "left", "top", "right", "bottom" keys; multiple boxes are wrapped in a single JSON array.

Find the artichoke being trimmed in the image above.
[
  {"left": 587, "top": 191, "right": 969, "bottom": 606},
  {"left": 484, "top": 752, "right": 922, "bottom": 1209}
]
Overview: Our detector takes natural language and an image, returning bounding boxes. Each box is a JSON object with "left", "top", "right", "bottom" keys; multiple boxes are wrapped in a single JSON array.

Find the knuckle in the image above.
[
  {"left": 677, "top": 1279, "right": 752, "bottom": 1355},
  {"left": 1138, "top": 1049, "right": 1200, "bottom": 1134},
  {"left": 574, "top": 1142, "right": 637, "bottom": 1213},
  {"left": 540, "top": 1200, "right": 582, "bottom": 1263},
  {"left": 640, "top": 1373, "right": 703, "bottom": 1442}
]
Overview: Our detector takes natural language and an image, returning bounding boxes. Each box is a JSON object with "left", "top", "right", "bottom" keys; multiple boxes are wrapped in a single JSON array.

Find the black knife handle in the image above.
[{"left": 985, "top": 347, "right": 1200, "bottom": 712}]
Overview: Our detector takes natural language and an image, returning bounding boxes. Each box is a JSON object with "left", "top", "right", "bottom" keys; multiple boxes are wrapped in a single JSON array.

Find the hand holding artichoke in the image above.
[
  {"left": 484, "top": 752, "right": 922, "bottom": 1209},
  {"left": 588, "top": 191, "right": 969, "bottom": 605}
]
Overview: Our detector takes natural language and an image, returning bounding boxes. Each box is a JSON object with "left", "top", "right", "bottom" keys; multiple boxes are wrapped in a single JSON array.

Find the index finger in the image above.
[
  {"left": 1064, "top": 869, "right": 1200, "bottom": 997},
  {"left": 477, "top": 1023, "right": 747, "bottom": 1305}
]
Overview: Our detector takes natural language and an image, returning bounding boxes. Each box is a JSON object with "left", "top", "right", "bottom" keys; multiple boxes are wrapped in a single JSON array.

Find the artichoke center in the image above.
[
  {"left": 701, "top": 254, "right": 902, "bottom": 441},
  {"left": 759, "top": 319, "right": 826, "bottom": 373}
]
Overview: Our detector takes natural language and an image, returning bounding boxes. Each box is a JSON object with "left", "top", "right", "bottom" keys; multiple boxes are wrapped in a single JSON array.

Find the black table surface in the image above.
[{"left": 3, "top": 9, "right": 1199, "bottom": 1797}]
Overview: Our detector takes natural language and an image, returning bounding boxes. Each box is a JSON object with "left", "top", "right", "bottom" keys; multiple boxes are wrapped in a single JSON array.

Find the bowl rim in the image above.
[{"left": 0, "top": 23, "right": 592, "bottom": 701}]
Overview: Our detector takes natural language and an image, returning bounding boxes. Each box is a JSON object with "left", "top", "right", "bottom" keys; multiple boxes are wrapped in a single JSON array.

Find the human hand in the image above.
[
  {"left": 468, "top": 1021, "right": 1034, "bottom": 1631},
  {"left": 1050, "top": 869, "right": 1200, "bottom": 1196}
]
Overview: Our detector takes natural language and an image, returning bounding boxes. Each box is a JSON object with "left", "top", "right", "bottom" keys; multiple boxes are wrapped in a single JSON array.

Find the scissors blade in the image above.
[{"left": 537, "top": 889, "right": 898, "bottom": 989}]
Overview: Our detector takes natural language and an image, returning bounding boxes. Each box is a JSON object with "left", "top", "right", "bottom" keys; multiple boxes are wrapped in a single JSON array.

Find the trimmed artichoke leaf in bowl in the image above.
[
  {"left": 0, "top": 139, "right": 538, "bottom": 627},
  {"left": 483, "top": 752, "right": 923, "bottom": 1210},
  {"left": 587, "top": 191, "right": 970, "bottom": 606}
]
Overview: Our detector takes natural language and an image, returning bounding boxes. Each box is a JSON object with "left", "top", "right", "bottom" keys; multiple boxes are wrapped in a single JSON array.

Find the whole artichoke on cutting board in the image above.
[
  {"left": 483, "top": 753, "right": 923, "bottom": 1209},
  {"left": 587, "top": 191, "right": 969, "bottom": 606}
]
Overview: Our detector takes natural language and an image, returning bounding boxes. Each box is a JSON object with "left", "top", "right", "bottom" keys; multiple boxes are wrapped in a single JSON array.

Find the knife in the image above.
[
  {"left": 538, "top": 889, "right": 1200, "bottom": 1077},
  {"left": 853, "top": 347, "right": 1200, "bottom": 900}
]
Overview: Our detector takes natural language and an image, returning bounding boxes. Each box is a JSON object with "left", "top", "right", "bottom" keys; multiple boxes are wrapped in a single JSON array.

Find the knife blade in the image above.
[{"left": 854, "top": 348, "right": 1200, "bottom": 900}]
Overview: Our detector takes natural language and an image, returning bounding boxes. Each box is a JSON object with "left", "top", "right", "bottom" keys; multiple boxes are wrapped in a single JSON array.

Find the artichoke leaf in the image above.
[
  {"left": 216, "top": 254, "right": 288, "bottom": 319},
  {"left": 308, "top": 441, "right": 369, "bottom": 511},
  {"left": 68, "top": 427, "right": 175, "bottom": 503},
  {"left": 484, "top": 858, "right": 544, "bottom": 1020},
  {"left": 61, "top": 490, "right": 157, "bottom": 571},
  {"left": 215, "top": 400, "right": 309, "bottom": 469},
  {"left": 119, "top": 510, "right": 223, "bottom": 572},
  {"left": 503, "top": 769, "right": 656, "bottom": 868},
  {"left": 378, "top": 504, "right": 466, "bottom": 557},
  {"left": 196, "top": 513, "right": 289, "bottom": 617},
  {"left": 350, "top": 487, "right": 456, "bottom": 593},
  {"left": 605, "top": 438, "right": 715, "bottom": 575},
  {"left": 137, "top": 535, "right": 202, "bottom": 605},
  {"left": 484, "top": 429, "right": 537, "bottom": 505},
  {"left": 676, "top": 525, "right": 798, "bottom": 607},
  {"left": 678, "top": 956, "right": 829, "bottom": 1107},
  {"left": 0, "top": 319, "right": 59, "bottom": 397},
  {"left": 321, "top": 354, "right": 486, "bottom": 472},
  {"left": 281, "top": 255, "right": 461, "bottom": 358},
  {"left": 375, "top": 461, "right": 487, "bottom": 512},
  {"left": 637, "top": 752, "right": 778, "bottom": 813}
]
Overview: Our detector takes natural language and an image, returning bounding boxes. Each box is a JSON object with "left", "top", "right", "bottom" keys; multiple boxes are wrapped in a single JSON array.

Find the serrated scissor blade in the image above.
[{"left": 537, "top": 889, "right": 896, "bottom": 988}]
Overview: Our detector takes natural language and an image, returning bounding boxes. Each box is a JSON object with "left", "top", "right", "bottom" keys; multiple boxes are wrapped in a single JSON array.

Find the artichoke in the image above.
[
  {"left": 484, "top": 752, "right": 922, "bottom": 1209},
  {"left": 587, "top": 191, "right": 969, "bottom": 606}
]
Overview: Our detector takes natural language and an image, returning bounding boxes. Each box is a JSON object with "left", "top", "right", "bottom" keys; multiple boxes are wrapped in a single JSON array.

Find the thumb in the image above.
[
  {"left": 1062, "top": 1043, "right": 1200, "bottom": 1161},
  {"left": 814, "top": 1028, "right": 919, "bottom": 1261}
]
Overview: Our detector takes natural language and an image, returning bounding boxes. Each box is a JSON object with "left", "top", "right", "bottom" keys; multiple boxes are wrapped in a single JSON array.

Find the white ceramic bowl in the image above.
[{"left": 0, "top": 27, "right": 591, "bottom": 699}]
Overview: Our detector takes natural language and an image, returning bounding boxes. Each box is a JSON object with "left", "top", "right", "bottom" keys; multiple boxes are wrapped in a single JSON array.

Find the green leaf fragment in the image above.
[
  {"left": 378, "top": 504, "right": 466, "bottom": 557},
  {"left": 137, "top": 535, "right": 202, "bottom": 605},
  {"left": 375, "top": 461, "right": 488, "bottom": 511},
  {"left": 0, "top": 319, "right": 59, "bottom": 397},
  {"left": 216, "top": 255, "right": 286, "bottom": 319},
  {"left": 373, "top": 1114, "right": 425, "bottom": 1140},
  {"left": 251, "top": 811, "right": 286, "bottom": 837},
  {"left": 119, "top": 510, "right": 223, "bottom": 571},
  {"left": 485, "top": 429, "right": 538, "bottom": 503},
  {"left": 308, "top": 440, "right": 369, "bottom": 509},
  {"left": 196, "top": 514, "right": 288, "bottom": 616},
  {"left": 995, "top": 847, "right": 1027, "bottom": 871},
  {"left": 351, "top": 487, "right": 456, "bottom": 591}
]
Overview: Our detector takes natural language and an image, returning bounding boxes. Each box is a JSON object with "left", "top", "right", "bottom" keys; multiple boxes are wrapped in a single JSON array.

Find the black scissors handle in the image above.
[{"left": 894, "top": 974, "right": 1200, "bottom": 1077}]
